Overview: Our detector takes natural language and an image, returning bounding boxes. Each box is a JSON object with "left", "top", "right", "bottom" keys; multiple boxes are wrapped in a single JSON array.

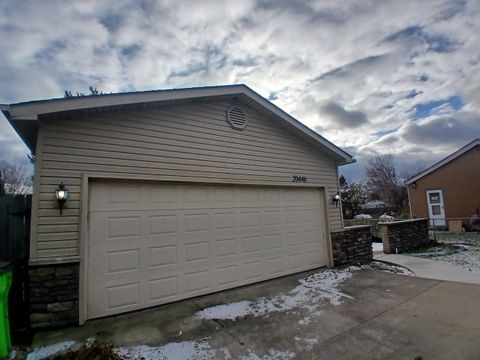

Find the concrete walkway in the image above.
[{"left": 375, "top": 253, "right": 480, "bottom": 285}]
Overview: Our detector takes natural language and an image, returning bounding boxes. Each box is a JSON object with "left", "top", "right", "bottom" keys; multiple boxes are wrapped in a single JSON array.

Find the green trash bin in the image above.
[{"left": 0, "top": 261, "right": 12, "bottom": 359}]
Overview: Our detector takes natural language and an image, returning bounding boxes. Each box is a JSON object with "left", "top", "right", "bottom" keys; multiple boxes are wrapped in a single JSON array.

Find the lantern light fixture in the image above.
[
  {"left": 333, "top": 191, "right": 341, "bottom": 207},
  {"left": 55, "top": 182, "right": 69, "bottom": 215}
]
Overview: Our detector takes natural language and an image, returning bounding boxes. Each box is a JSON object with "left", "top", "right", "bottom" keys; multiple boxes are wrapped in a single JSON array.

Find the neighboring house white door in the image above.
[
  {"left": 426, "top": 190, "right": 446, "bottom": 226},
  {"left": 86, "top": 181, "right": 329, "bottom": 320}
]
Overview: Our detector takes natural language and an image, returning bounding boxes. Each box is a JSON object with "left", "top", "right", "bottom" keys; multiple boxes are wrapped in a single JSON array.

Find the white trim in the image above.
[
  {"left": 2, "top": 85, "right": 354, "bottom": 164},
  {"left": 405, "top": 139, "right": 480, "bottom": 184},
  {"left": 78, "top": 174, "right": 89, "bottom": 324},
  {"left": 321, "top": 188, "right": 334, "bottom": 267},
  {"left": 426, "top": 189, "right": 446, "bottom": 227},
  {"left": 407, "top": 185, "right": 413, "bottom": 218},
  {"left": 28, "top": 125, "right": 44, "bottom": 260}
]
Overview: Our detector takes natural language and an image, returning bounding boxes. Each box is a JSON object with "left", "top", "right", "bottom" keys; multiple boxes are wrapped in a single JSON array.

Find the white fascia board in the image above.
[{"left": 6, "top": 85, "right": 246, "bottom": 120}]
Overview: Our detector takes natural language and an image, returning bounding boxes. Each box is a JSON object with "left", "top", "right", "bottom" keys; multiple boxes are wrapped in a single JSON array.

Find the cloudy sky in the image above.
[{"left": 1, "top": 0, "right": 479, "bottom": 181}]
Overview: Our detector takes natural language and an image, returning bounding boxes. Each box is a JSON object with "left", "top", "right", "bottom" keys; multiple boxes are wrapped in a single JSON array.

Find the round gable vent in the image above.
[{"left": 226, "top": 105, "right": 248, "bottom": 130}]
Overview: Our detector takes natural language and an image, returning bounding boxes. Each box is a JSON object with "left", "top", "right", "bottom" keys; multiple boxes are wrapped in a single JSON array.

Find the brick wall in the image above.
[
  {"left": 331, "top": 225, "right": 373, "bottom": 266},
  {"left": 29, "top": 263, "right": 79, "bottom": 329},
  {"left": 379, "top": 218, "right": 429, "bottom": 254}
]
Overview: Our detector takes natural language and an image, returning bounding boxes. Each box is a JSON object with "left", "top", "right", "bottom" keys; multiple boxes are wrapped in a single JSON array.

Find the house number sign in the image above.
[{"left": 292, "top": 175, "right": 307, "bottom": 183}]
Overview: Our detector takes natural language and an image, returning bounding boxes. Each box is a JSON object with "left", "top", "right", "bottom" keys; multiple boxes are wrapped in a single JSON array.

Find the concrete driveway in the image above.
[{"left": 26, "top": 264, "right": 480, "bottom": 360}]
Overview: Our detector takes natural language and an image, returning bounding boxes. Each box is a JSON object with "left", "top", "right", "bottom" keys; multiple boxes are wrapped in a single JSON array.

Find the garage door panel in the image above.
[
  {"left": 184, "top": 241, "right": 210, "bottom": 262},
  {"left": 241, "top": 235, "right": 262, "bottom": 254},
  {"left": 184, "top": 270, "right": 212, "bottom": 293},
  {"left": 216, "top": 264, "right": 240, "bottom": 286},
  {"left": 148, "top": 214, "right": 178, "bottom": 235},
  {"left": 239, "top": 211, "right": 261, "bottom": 227},
  {"left": 264, "top": 233, "right": 283, "bottom": 249},
  {"left": 106, "top": 282, "right": 140, "bottom": 310},
  {"left": 149, "top": 245, "right": 178, "bottom": 267},
  {"left": 106, "top": 249, "right": 140, "bottom": 274},
  {"left": 242, "top": 259, "right": 265, "bottom": 280},
  {"left": 287, "top": 253, "right": 304, "bottom": 270},
  {"left": 213, "top": 212, "right": 237, "bottom": 230},
  {"left": 149, "top": 184, "right": 178, "bottom": 203},
  {"left": 148, "top": 275, "right": 179, "bottom": 302},
  {"left": 265, "top": 256, "right": 285, "bottom": 275},
  {"left": 89, "top": 217, "right": 137, "bottom": 245},
  {"left": 214, "top": 238, "right": 238, "bottom": 257},
  {"left": 87, "top": 181, "right": 329, "bottom": 319},
  {"left": 285, "top": 232, "right": 303, "bottom": 246}
]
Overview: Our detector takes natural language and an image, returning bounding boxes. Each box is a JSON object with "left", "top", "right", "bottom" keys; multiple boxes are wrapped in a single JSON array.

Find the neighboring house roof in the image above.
[
  {"left": 0, "top": 84, "right": 354, "bottom": 165},
  {"left": 405, "top": 138, "right": 480, "bottom": 185}
]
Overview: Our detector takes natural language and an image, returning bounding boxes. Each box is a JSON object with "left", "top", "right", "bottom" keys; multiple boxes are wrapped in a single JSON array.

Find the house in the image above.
[
  {"left": 362, "top": 200, "right": 386, "bottom": 210},
  {"left": 405, "top": 139, "right": 480, "bottom": 229},
  {"left": 1, "top": 85, "right": 354, "bottom": 327}
]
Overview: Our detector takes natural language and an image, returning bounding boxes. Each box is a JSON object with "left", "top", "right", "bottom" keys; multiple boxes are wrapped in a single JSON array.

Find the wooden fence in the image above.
[{"left": 0, "top": 194, "right": 31, "bottom": 342}]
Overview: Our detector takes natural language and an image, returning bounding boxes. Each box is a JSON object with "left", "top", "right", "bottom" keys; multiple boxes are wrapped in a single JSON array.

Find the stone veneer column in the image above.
[
  {"left": 380, "top": 219, "right": 429, "bottom": 254},
  {"left": 330, "top": 225, "right": 373, "bottom": 266},
  {"left": 28, "top": 263, "right": 79, "bottom": 329}
]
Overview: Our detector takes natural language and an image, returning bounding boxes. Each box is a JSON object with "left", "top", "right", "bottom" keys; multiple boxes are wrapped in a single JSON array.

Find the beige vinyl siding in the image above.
[{"left": 32, "top": 99, "right": 342, "bottom": 260}]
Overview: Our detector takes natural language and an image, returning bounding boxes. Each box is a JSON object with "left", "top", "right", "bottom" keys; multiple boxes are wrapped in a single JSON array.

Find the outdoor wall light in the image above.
[
  {"left": 55, "top": 182, "right": 69, "bottom": 215},
  {"left": 333, "top": 192, "right": 341, "bottom": 207}
]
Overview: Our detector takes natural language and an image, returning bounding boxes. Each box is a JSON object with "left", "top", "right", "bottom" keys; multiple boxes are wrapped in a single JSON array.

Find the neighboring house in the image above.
[
  {"left": 362, "top": 200, "right": 386, "bottom": 210},
  {"left": 405, "top": 139, "right": 480, "bottom": 229},
  {"left": 1, "top": 85, "right": 353, "bottom": 327}
]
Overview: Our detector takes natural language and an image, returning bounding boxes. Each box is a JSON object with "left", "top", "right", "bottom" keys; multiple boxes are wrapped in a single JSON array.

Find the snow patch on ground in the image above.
[
  {"left": 26, "top": 340, "right": 76, "bottom": 360},
  {"left": 116, "top": 340, "right": 218, "bottom": 360},
  {"left": 195, "top": 267, "right": 358, "bottom": 321},
  {"left": 196, "top": 300, "right": 253, "bottom": 320},
  {"left": 294, "top": 336, "right": 318, "bottom": 349},
  {"left": 298, "top": 316, "right": 311, "bottom": 325},
  {"left": 415, "top": 245, "right": 480, "bottom": 273},
  {"left": 362, "top": 261, "right": 414, "bottom": 276},
  {"left": 240, "top": 349, "right": 296, "bottom": 360},
  {"left": 372, "top": 242, "right": 384, "bottom": 252}
]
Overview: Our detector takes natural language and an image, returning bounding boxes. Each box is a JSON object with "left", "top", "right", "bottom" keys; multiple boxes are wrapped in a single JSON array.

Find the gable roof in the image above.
[
  {"left": 1, "top": 84, "right": 354, "bottom": 165},
  {"left": 405, "top": 138, "right": 480, "bottom": 185}
]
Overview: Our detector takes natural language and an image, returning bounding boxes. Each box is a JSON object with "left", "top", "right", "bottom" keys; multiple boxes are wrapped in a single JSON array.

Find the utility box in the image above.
[{"left": 448, "top": 220, "right": 463, "bottom": 233}]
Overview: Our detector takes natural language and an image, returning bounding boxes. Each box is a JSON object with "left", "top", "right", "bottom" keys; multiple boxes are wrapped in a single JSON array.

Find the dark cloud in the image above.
[
  {"left": 400, "top": 113, "right": 480, "bottom": 146},
  {"left": 382, "top": 25, "right": 460, "bottom": 53},
  {"left": 268, "top": 91, "right": 278, "bottom": 101},
  {"left": 405, "top": 89, "right": 422, "bottom": 99},
  {"left": 432, "top": 0, "right": 467, "bottom": 22},
  {"left": 312, "top": 55, "right": 385, "bottom": 82},
  {"left": 233, "top": 57, "right": 257, "bottom": 67},
  {"left": 256, "top": 0, "right": 310, "bottom": 12},
  {"left": 320, "top": 102, "right": 368, "bottom": 128}
]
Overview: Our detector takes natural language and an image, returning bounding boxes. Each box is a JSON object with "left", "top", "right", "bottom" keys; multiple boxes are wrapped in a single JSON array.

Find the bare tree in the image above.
[
  {"left": 0, "top": 159, "right": 32, "bottom": 195},
  {"left": 364, "top": 154, "right": 406, "bottom": 208}
]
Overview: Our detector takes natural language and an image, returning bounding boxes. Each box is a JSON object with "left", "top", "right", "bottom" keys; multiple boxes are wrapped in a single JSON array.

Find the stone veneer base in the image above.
[
  {"left": 331, "top": 225, "right": 373, "bottom": 266},
  {"left": 28, "top": 263, "right": 79, "bottom": 329},
  {"left": 380, "top": 218, "right": 430, "bottom": 254}
]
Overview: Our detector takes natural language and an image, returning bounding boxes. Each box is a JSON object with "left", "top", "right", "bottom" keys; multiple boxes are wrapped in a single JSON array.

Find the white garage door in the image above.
[{"left": 86, "top": 181, "right": 329, "bottom": 319}]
